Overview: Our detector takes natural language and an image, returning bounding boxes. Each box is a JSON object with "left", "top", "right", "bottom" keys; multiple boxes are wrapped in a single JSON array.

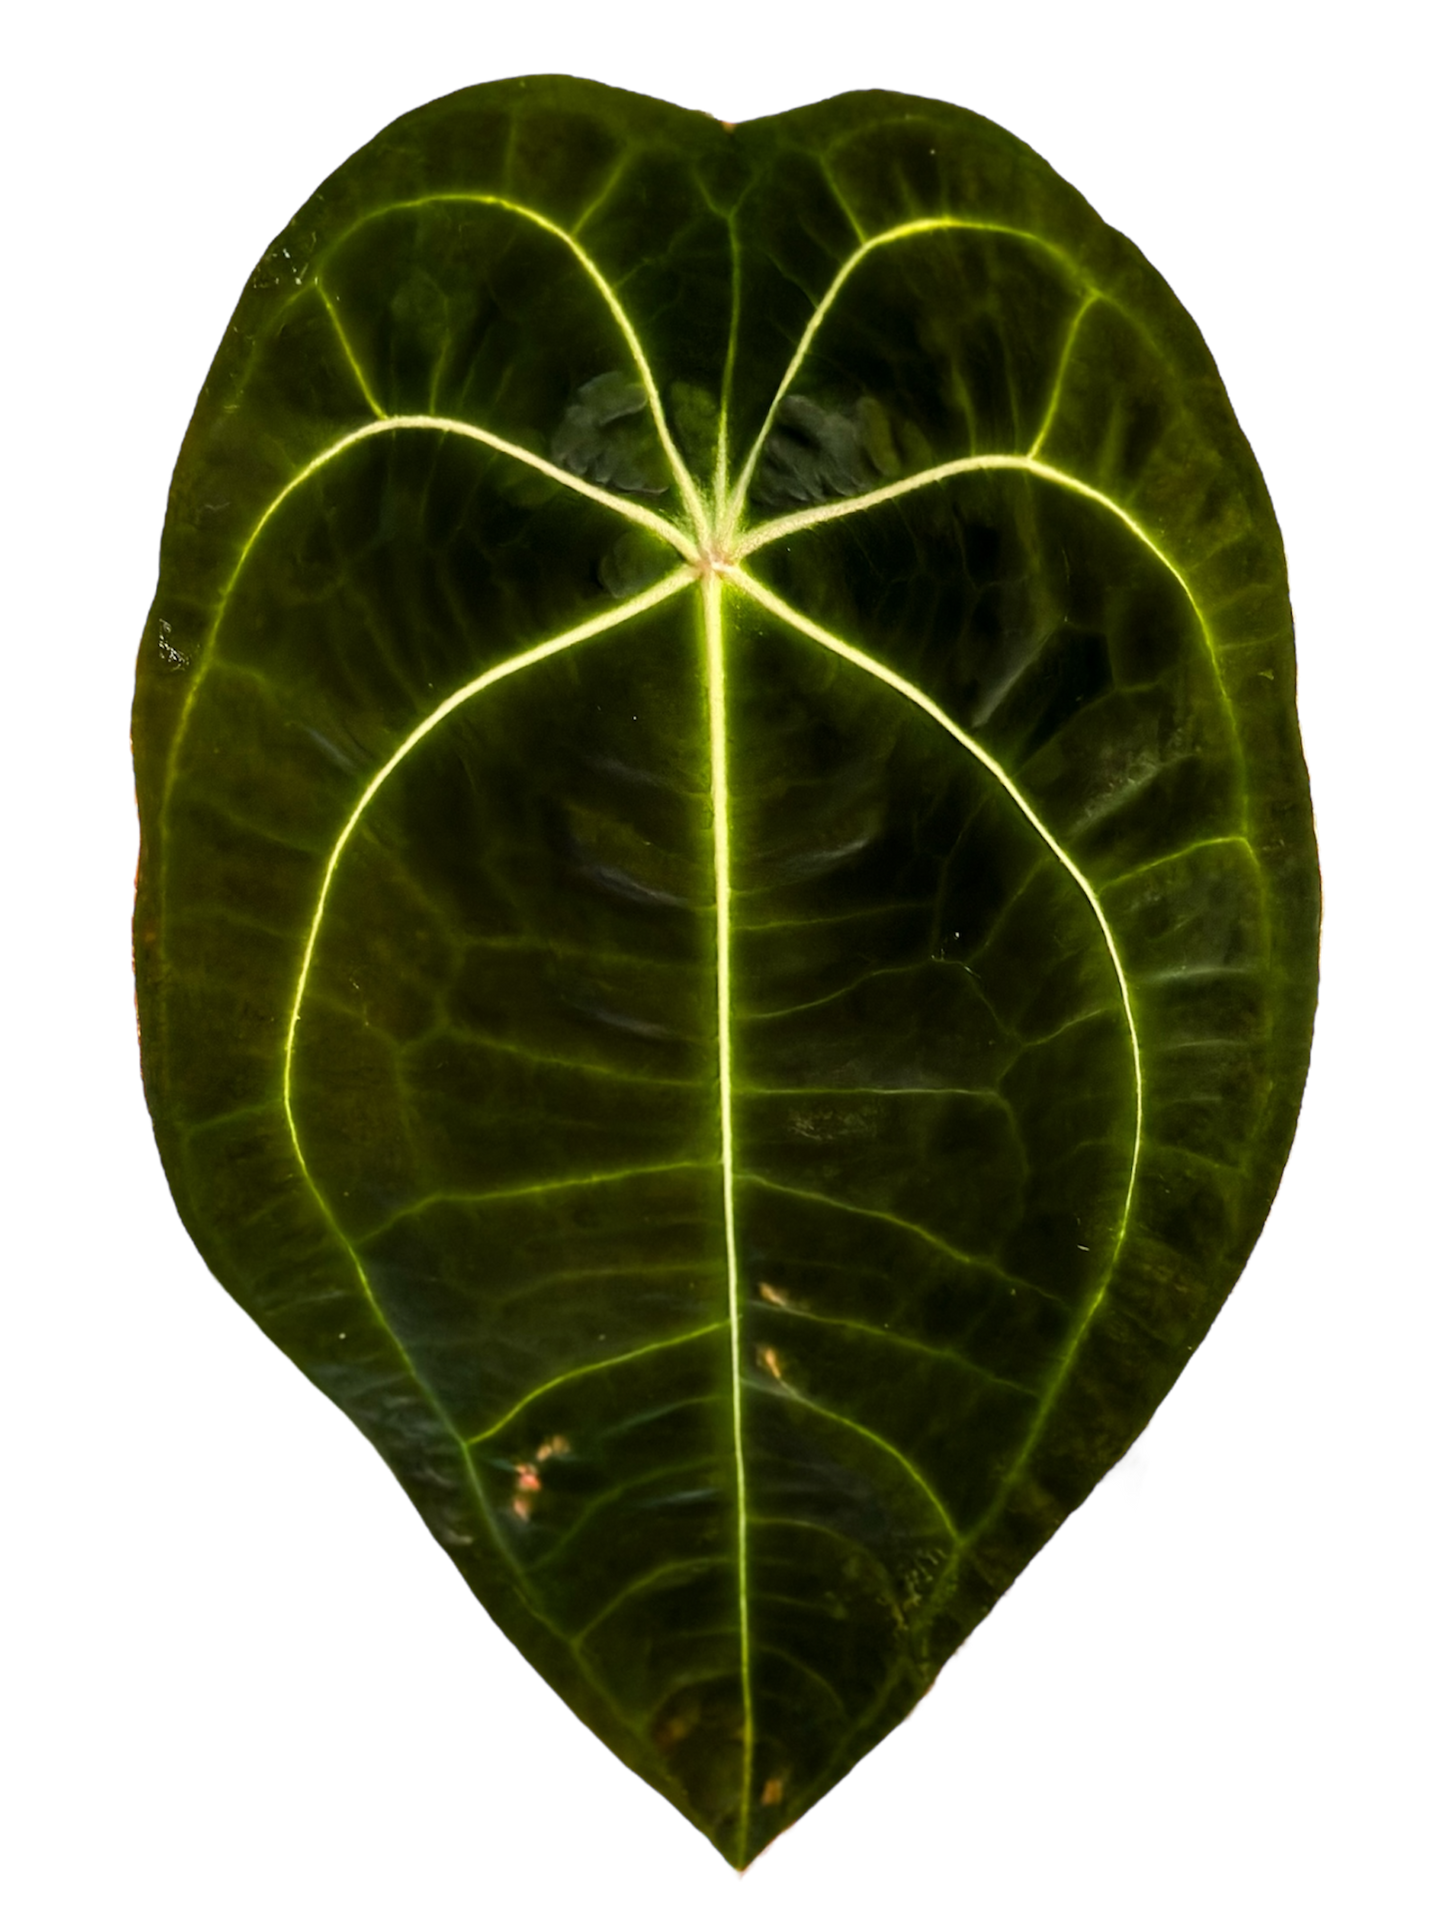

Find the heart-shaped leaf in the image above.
[{"left": 133, "top": 77, "right": 1319, "bottom": 1866}]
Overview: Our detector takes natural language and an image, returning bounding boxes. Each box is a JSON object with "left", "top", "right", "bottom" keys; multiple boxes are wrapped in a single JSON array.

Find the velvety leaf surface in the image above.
[{"left": 133, "top": 77, "right": 1319, "bottom": 1866}]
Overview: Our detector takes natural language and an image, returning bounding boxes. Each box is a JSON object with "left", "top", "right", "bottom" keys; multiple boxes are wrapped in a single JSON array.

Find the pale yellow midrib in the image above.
[{"left": 702, "top": 569, "right": 755, "bottom": 1861}]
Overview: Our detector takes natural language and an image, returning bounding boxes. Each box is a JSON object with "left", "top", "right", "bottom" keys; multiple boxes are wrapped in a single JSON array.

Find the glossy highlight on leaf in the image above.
[{"left": 133, "top": 77, "right": 1319, "bottom": 1867}]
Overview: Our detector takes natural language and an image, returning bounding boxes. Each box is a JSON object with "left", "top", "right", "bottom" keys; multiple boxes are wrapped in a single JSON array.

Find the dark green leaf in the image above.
[{"left": 133, "top": 76, "right": 1318, "bottom": 1867}]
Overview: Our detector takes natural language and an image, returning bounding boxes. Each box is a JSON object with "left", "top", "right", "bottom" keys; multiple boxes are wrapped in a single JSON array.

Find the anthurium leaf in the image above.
[{"left": 133, "top": 76, "right": 1319, "bottom": 1868}]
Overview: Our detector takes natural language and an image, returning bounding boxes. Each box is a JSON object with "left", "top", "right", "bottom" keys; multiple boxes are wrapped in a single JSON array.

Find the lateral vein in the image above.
[
  {"left": 467, "top": 1323, "right": 730, "bottom": 1447},
  {"left": 729, "top": 569, "right": 1144, "bottom": 1472},
  {"left": 281, "top": 568, "right": 693, "bottom": 1165},
  {"left": 350, "top": 193, "right": 708, "bottom": 527},
  {"left": 726, "top": 216, "right": 1087, "bottom": 527}
]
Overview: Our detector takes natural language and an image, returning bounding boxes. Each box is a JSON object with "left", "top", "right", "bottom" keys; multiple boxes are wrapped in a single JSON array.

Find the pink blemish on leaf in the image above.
[
  {"left": 758, "top": 1282, "right": 789, "bottom": 1306},
  {"left": 511, "top": 1493, "right": 533, "bottom": 1522},
  {"left": 515, "top": 1464, "right": 541, "bottom": 1492},
  {"left": 756, "top": 1344, "right": 784, "bottom": 1381}
]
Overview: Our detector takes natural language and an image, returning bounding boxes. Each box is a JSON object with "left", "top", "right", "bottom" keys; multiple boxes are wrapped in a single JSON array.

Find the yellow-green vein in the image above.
[
  {"left": 734, "top": 450, "right": 1237, "bottom": 737},
  {"left": 756, "top": 1381, "right": 958, "bottom": 1539},
  {"left": 1028, "top": 290, "right": 1099, "bottom": 458},
  {"left": 160, "top": 414, "right": 696, "bottom": 828},
  {"left": 373, "top": 191, "right": 712, "bottom": 535},
  {"left": 281, "top": 567, "right": 693, "bottom": 1168},
  {"left": 467, "top": 1322, "right": 730, "bottom": 1447},
  {"left": 702, "top": 568, "right": 754, "bottom": 1860},
  {"left": 728, "top": 562, "right": 1148, "bottom": 1294},
  {"left": 315, "top": 281, "right": 385, "bottom": 420},
  {"left": 739, "top": 1172, "right": 1049, "bottom": 1300},
  {"left": 724, "top": 216, "right": 1087, "bottom": 533}
]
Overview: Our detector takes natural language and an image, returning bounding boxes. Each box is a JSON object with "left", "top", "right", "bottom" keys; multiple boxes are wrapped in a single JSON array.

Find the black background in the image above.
[{"left": 116, "top": 52, "right": 1348, "bottom": 1903}]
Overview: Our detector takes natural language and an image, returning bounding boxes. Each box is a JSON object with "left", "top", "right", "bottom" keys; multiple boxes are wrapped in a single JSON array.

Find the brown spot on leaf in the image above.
[{"left": 654, "top": 1696, "right": 701, "bottom": 1751}]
